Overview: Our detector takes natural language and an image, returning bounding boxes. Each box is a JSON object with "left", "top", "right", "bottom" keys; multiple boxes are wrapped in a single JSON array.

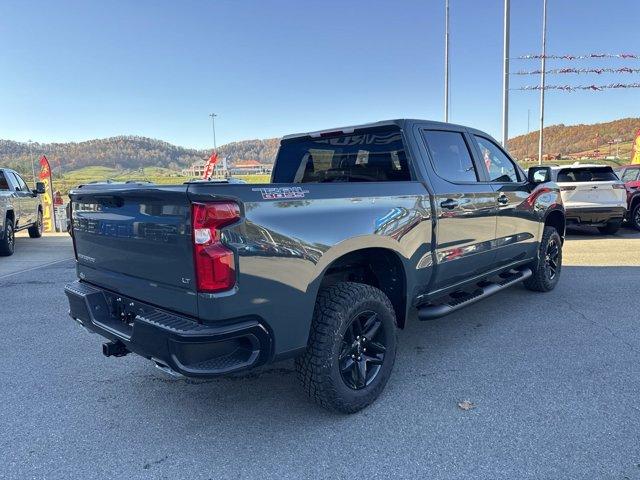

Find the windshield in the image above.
[{"left": 272, "top": 127, "right": 411, "bottom": 183}]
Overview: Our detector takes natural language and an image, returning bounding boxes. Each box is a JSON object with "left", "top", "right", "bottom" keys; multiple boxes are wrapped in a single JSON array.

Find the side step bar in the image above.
[{"left": 417, "top": 267, "right": 533, "bottom": 321}]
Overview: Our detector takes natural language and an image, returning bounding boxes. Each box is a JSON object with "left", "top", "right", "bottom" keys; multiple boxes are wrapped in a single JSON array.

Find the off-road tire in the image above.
[
  {"left": 295, "top": 282, "right": 397, "bottom": 414},
  {"left": 630, "top": 204, "right": 640, "bottom": 231},
  {"left": 0, "top": 218, "right": 15, "bottom": 256},
  {"left": 28, "top": 211, "right": 43, "bottom": 238},
  {"left": 597, "top": 221, "right": 621, "bottom": 235},
  {"left": 524, "top": 226, "right": 562, "bottom": 292}
]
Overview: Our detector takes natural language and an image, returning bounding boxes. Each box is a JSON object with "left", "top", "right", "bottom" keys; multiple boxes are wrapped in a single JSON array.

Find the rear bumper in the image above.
[
  {"left": 565, "top": 206, "right": 626, "bottom": 226},
  {"left": 65, "top": 280, "right": 272, "bottom": 377}
]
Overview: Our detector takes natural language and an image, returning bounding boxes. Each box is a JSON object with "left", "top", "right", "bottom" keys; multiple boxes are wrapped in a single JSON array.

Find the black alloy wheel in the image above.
[
  {"left": 544, "top": 236, "right": 560, "bottom": 281},
  {"left": 339, "top": 310, "right": 387, "bottom": 390}
]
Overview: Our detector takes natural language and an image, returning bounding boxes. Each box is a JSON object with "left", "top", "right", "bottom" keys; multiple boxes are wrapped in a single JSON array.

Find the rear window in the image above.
[
  {"left": 272, "top": 128, "right": 411, "bottom": 183},
  {"left": 0, "top": 171, "right": 9, "bottom": 190},
  {"left": 556, "top": 167, "right": 617, "bottom": 183}
]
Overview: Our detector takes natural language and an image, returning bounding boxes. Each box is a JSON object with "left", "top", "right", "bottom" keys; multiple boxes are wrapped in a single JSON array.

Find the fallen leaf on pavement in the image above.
[{"left": 457, "top": 400, "right": 476, "bottom": 411}]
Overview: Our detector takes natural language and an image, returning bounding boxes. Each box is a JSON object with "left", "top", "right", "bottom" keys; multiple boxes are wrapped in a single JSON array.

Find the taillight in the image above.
[
  {"left": 192, "top": 202, "right": 240, "bottom": 293},
  {"left": 560, "top": 186, "right": 576, "bottom": 191},
  {"left": 612, "top": 183, "right": 626, "bottom": 190}
]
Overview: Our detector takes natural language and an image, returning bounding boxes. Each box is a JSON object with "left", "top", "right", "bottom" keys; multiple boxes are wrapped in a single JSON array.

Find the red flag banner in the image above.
[
  {"left": 38, "top": 155, "right": 55, "bottom": 232},
  {"left": 202, "top": 152, "right": 219, "bottom": 179}
]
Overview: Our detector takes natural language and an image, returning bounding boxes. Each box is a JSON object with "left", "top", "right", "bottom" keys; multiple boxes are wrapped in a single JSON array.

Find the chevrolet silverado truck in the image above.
[
  {"left": 65, "top": 120, "right": 565, "bottom": 413},
  {"left": 0, "top": 168, "right": 46, "bottom": 256}
]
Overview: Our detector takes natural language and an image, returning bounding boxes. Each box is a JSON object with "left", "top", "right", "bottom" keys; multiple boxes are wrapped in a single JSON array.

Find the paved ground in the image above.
[{"left": 1, "top": 229, "right": 639, "bottom": 479}]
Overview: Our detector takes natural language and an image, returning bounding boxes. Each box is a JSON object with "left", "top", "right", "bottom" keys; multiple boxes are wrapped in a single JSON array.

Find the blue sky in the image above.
[{"left": 1, "top": 0, "right": 638, "bottom": 149}]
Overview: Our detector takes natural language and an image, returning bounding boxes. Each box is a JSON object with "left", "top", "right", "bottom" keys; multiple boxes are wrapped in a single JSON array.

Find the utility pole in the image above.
[
  {"left": 209, "top": 113, "right": 218, "bottom": 151},
  {"left": 538, "top": 0, "right": 548, "bottom": 165},
  {"left": 28, "top": 140, "right": 36, "bottom": 183},
  {"left": 444, "top": 0, "right": 450, "bottom": 122},
  {"left": 501, "top": 0, "right": 510, "bottom": 149}
]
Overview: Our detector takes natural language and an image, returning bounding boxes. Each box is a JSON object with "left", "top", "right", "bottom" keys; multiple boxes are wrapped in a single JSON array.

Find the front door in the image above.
[
  {"left": 470, "top": 134, "right": 539, "bottom": 267},
  {"left": 419, "top": 128, "right": 498, "bottom": 291},
  {"left": 8, "top": 172, "right": 36, "bottom": 227}
]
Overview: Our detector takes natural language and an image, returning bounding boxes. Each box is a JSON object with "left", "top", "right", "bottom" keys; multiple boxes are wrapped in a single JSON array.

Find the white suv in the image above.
[{"left": 549, "top": 164, "right": 627, "bottom": 234}]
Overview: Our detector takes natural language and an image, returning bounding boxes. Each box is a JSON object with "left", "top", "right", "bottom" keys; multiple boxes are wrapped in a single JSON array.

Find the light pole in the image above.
[
  {"left": 501, "top": 0, "right": 510, "bottom": 149},
  {"left": 27, "top": 140, "right": 36, "bottom": 183},
  {"left": 444, "top": 0, "right": 450, "bottom": 122},
  {"left": 209, "top": 113, "right": 218, "bottom": 151},
  {"left": 538, "top": 0, "right": 548, "bottom": 165}
]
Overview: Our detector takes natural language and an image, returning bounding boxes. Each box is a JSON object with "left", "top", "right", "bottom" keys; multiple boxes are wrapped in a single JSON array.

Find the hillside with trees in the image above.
[
  {"left": 508, "top": 117, "right": 639, "bottom": 161},
  {"left": 0, "top": 136, "right": 280, "bottom": 175},
  {"left": 1, "top": 117, "right": 637, "bottom": 176}
]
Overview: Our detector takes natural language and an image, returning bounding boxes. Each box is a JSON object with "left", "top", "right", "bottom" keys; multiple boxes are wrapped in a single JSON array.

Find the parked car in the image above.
[
  {"left": 65, "top": 119, "right": 565, "bottom": 413},
  {"left": 614, "top": 164, "right": 640, "bottom": 230},
  {"left": 0, "top": 168, "right": 45, "bottom": 256},
  {"left": 548, "top": 164, "right": 627, "bottom": 234}
]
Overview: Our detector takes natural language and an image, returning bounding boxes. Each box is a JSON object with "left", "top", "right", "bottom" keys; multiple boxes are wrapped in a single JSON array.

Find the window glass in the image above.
[
  {"left": 474, "top": 136, "right": 520, "bottom": 182},
  {"left": 273, "top": 128, "right": 410, "bottom": 183},
  {"left": 621, "top": 168, "right": 640, "bottom": 182},
  {"left": 13, "top": 173, "right": 29, "bottom": 191},
  {"left": 422, "top": 130, "right": 478, "bottom": 182},
  {"left": 557, "top": 167, "right": 618, "bottom": 182},
  {"left": 0, "top": 171, "right": 9, "bottom": 190}
]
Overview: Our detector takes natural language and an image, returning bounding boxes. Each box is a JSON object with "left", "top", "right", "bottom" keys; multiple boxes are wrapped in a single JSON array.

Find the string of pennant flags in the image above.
[
  {"left": 514, "top": 83, "right": 640, "bottom": 92},
  {"left": 513, "top": 67, "right": 640, "bottom": 75},
  {"left": 515, "top": 53, "right": 639, "bottom": 60},
  {"left": 512, "top": 53, "right": 640, "bottom": 92}
]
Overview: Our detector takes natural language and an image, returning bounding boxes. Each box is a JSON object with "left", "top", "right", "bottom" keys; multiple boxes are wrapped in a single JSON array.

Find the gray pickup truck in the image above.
[
  {"left": 65, "top": 119, "right": 565, "bottom": 413},
  {"left": 0, "top": 168, "right": 45, "bottom": 256}
]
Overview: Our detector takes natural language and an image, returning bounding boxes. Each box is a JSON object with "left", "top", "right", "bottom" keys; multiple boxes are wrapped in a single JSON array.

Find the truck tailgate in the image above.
[{"left": 71, "top": 185, "right": 198, "bottom": 316}]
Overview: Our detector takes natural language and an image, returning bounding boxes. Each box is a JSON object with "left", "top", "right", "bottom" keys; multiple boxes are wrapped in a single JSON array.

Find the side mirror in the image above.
[
  {"left": 35, "top": 182, "right": 46, "bottom": 194},
  {"left": 527, "top": 166, "right": 551, "bottom": 184}
]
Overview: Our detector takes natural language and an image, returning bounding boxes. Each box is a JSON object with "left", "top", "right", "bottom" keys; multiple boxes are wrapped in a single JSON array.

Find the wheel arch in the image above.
[
  {"left": 544, "top": 208, "right": 565, "bottom": 241},
  {"left": 317, "top": 247, "right": 408, "bottom": 328}
]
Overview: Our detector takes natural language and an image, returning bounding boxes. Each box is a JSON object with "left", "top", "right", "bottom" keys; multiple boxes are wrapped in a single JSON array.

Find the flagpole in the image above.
[
  {"left": 538, "top": 0, "right": 547, "bottom": 165},
  {"left": 501, "top": 0, "right": 510, "bottom": 148},
  {"left": 444, "top": 0, "right": 450, "bottom": 122},
  {"left": 209, "top": 113, "right": 218, "bottom": 152}
]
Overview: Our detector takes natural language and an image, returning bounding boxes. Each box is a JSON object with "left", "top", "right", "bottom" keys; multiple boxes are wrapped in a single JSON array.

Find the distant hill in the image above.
[
  {"left": 508, "top": 117, "right": 639, "bottom": 160},
  {"left": 2, "top": 117, "right": 638, "bottom": 176},
  {"left": 0, "top": 136, "right": 280, "bottom": 175}
]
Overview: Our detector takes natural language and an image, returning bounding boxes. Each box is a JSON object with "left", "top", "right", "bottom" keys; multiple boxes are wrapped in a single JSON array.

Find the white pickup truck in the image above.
[{"left": 0, "top": 168, "right": 45, "bottom": 256}]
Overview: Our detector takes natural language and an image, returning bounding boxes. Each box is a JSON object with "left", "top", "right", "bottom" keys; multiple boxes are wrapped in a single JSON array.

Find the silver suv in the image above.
[{"left": 0, "top": 168, "right": 45, "bottom": 256}]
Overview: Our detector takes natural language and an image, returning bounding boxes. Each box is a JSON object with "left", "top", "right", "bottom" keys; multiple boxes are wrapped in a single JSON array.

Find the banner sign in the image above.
[
  {"left": 202, "top": 152, "right": 219, "bottom": 179},
  {"left": 632, "top": 130, "right": 640, "bottom": 165},
  {"left": 38, "top": 155, "right": 56, "bottom": 232}
]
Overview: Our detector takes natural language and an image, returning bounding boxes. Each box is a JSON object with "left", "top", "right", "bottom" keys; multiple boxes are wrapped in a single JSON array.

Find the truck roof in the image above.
[{"left": 281, "top": 119, "right": 485, "bottom": 141}]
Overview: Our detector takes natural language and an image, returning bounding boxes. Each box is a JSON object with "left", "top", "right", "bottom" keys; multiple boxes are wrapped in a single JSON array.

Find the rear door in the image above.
[
  {"left": 418, "top": 127, "right": 498, "bottom": 290},
  {"left": 470, "top": 134, "right": 540, "bottom": 267},
  {"left": 71, "top": 185, "right": 199, "bottom": 316}
]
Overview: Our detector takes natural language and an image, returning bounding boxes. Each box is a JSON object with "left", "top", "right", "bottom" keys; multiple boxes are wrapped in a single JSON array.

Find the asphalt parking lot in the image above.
[{"left": 1, "top": 228, "right": 639, "bottom": 479}]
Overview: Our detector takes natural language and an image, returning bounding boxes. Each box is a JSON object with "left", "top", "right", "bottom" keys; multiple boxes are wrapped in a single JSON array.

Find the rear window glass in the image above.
[
  {"left": 557, "top": 167, "right": 617, "bottom": 182},
  {"left": 621, "top": 168, "right": 640, "bottom": 182},
  {"left": 422, "top": 130, "right": 478, "bottom": 183},
  {"left": 272, "top": 128, "right": 411, "bottom": 183},
  {"left": 0, "top": 171, "right": 9, "bottom": 190}
]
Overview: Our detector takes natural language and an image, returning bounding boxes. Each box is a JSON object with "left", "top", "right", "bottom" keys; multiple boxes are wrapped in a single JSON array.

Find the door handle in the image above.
[
  {"left": 497, "top": 194, "right": 509, "bottom": 205},
  {"left": 440, "top": 198, "right": 459, "bottom": 210}
]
